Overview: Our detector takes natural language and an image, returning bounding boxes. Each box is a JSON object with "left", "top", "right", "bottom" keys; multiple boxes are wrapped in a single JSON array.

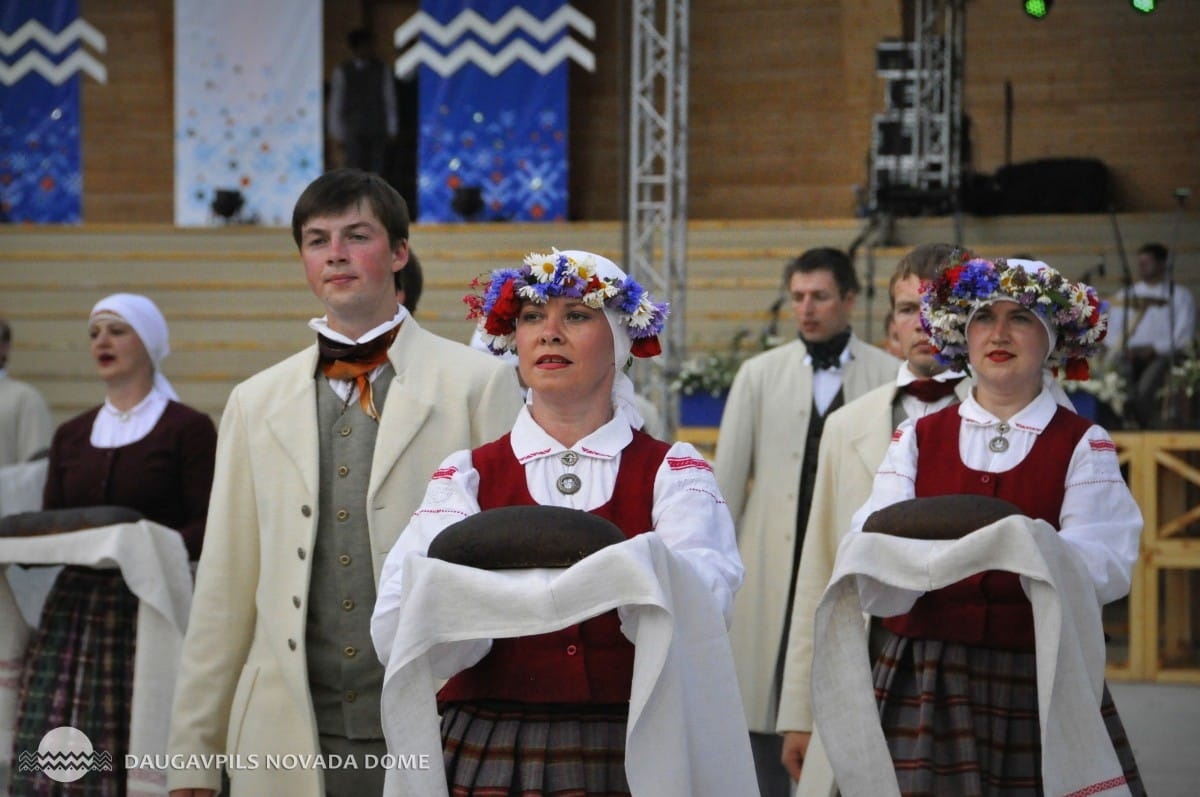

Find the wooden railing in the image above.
[
  {"left": 678, "top": 426, "right": 1200, "bottom": 683},
  {"left": 1111, "top": 432, "right": 1200, "bottom": 682}
]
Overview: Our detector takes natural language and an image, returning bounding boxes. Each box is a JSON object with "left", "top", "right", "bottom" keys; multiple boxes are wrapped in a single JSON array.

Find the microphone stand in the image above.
[
  {"left": 1108, "top": 206, "right": 1135, "bottom": 422},
  {"left": 848, "top": 212, "right": 880, "bottom": 342},
  {"left": 1108, "top": 206, "right": 1134, "bottom": 353},
  {"left": 1164, "top": 188, "right": 1191, "bottom": 425}
]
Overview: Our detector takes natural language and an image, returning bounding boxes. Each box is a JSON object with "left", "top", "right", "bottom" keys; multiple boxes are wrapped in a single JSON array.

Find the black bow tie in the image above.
[
  {"left": 317, "top": 325, "right": 399, "bottom": 365},
  {"left": 802, "top": 328, "right": 851, "bottom": 371}
]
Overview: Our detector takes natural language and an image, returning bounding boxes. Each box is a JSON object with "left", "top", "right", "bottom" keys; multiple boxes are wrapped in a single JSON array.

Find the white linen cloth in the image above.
[
  {"left": 811, "top": 516, "right": 1132, "bottom": 797},
  {"left": 0, "top": 457, "right": 47, "bottom": 517},
  {"left": 0, "top": 457, "right": 56, "bottom": 629},
  {"left": 376, "top": 532, "right": 758, "bottom": 797},
  {"left": 372, "top": 406, "right": 743, "bottom": 660},
  {"left": 850, "top": 387, "right": 1142, "bottom": 606},
  {"left": 0, "top": 522, "right": 193, "bottom": 797}
]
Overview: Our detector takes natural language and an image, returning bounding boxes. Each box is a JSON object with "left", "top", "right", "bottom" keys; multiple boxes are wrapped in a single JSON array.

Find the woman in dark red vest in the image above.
[
  {"left": 372, "top": 250, "right": 744, "bottom": 795},
  {"left": 847, "top": 257, "right": 1144, "bottom": 795}
]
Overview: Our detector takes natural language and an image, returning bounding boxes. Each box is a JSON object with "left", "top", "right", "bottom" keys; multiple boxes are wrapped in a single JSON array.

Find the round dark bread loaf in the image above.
[
  {"left": 0, "top": 506, "right": 145, "bottom": 539},
  {"left": 427, "top": 505, "right": 627, "bottom": 569},
  {"left": 863, "top": 494, "right": 1025, "bottom": 541}
]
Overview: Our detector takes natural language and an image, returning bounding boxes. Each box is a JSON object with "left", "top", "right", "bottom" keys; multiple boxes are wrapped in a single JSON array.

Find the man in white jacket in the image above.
[
  {"left": 166, "top": 170, "right": 522, "bottom": 797},
  {"left": 715, "top": 247, "right": 898, "bottom": 796},
  {"left": 775, "top": 243, "right": 969, "bottom": 793}
]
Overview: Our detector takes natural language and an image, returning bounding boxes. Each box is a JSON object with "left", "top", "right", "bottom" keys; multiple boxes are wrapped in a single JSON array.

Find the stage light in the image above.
[
  {"left": 1023, "top": 0, "right": 1052, "bottom": 19},
  {"left": 1131, "top": 0, "right": 1156, "bottom": 13},
  {"left": 211, "top": 189, "right": 244, "bottom": 223}
]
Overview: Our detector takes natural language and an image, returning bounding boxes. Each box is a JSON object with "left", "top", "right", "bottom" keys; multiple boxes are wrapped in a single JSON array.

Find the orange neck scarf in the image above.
[{"left": 318, "top": 325, "right": 400, "bottom": 421}]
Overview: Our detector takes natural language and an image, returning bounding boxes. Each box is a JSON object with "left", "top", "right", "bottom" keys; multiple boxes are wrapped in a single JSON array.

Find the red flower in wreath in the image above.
[{"left": 483, "top": 279, "right": 522, "bottom": 336}]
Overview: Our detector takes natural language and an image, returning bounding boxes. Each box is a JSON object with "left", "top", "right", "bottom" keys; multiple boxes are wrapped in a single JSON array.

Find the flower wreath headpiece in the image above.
[
  {"left": 464, "top": 249, "right": 669, "bottom": 357},
  {"left": 921, "top": 256, "right": 1108, "bottom": 380}
]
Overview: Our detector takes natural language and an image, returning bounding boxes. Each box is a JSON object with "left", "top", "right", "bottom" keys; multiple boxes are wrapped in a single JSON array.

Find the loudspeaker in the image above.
[{"left": 994, "top": 158, "right": 1109, "bottom": 214}]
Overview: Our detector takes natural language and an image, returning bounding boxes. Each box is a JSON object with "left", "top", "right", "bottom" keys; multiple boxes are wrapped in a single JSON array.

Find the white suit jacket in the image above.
[
  {"left": 715, "top": 336, "right": 898, "bottom": 732},
  {"left": 165, "top": 319, "right": 523, "bottom": 795}
]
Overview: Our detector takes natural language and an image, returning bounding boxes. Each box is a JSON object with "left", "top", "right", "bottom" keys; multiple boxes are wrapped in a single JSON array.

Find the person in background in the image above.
[
  {"left": 0, "top": 318, "right": 54, "bottom": 467},
  {"left": 372, "top": 249, "right": 744, "bottom": 795},
  {"left": 880, "top": 309, "right": 904, "bottom": 358},
  {"left": 775, "top": 243, "right": 970, "bottom": 789},
  {"left": 714, "top": 246, "right": 898, "bottom": 797},
  {"left": 11, "top": 293, "right": 217, "bottom": 797},
  {"left": 397, "top": 248, "right": 423, "bottom": 313},
  {"left": 166, "top": 169, "right": 522, "bottom": 797},
  {"left": 1104, "top": 242, "right": 1196, "bottom": 428},
  {"left": 842, "top": 256, "right": 1143, "bottom": 794},
  {"left": 327, "top": 28, "right": 398, "bottom": 175}
]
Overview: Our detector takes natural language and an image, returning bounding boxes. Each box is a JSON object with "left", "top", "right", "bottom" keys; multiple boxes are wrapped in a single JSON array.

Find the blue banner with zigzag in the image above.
[
  {"left": 401, "top": 1, "right": 593, "bottom": 223},
  {"left": 0, "top": 0, "right": 98, "bottom": 224}
]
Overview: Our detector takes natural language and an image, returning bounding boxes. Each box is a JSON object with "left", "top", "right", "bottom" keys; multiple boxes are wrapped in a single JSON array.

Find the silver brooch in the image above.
[
  {"left": 988, "top": 422, "right": 1011, "bottom": 453},
  {"left": 556, "top": 473, "right": 582, "bottom": 495}
]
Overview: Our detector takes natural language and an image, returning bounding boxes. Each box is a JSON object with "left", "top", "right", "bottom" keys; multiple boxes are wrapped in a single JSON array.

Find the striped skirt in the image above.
[
  {"left": 11, "top": 567, "right": 138, "bottom": 797},
  {"left": 872, "top": 633, "right": 1144, "bottom": 797},
  {"left": 440, "top": 701, "right": 630, "bottom": 796}
]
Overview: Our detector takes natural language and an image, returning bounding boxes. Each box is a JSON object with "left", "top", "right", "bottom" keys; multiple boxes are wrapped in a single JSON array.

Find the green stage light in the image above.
[
  {"left": 1131, "top": 0, "right": 1157, "bottom": 13},
  {"left": 1024, "top": 0, "right": 1052, "bottom": 19}
]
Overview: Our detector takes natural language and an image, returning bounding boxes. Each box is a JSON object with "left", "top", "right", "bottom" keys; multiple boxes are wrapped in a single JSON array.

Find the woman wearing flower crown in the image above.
[
  {"left": 371, "top": 250, "right": 745, "bottom": 795},
  {"left": 840, "top": 257, "right": 1145, "bottom": 794}
]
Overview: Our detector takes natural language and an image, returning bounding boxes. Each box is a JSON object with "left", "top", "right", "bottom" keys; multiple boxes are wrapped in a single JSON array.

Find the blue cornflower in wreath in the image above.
[{"left": 921, "top": 256, "right": 1108, "bottom": 380}]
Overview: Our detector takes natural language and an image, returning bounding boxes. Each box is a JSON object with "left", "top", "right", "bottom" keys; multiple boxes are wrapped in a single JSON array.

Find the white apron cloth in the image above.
[
  {"left": 0, "top": 521, "right": 193, "bottom": 797},
  {"left": 811, "top": 516, "right": 1132, "bottom": 797},
  {"left": 379, "top": 532, "right": 759, "bottom": 797}
]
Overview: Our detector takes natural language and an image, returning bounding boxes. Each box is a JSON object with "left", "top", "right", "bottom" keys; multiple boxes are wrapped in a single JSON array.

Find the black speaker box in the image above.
[{"left": 994, "top": 158, "right": 1109, "bottom": 214}]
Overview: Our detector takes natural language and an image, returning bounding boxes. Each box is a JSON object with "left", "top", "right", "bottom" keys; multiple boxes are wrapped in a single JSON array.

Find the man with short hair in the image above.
[
  {"left": 715, "top": 246, "right": 898, "bottom": 797},
  {"left": 1104, "top": 241, "right": 1196, "bottom": 428},
  {"left": 327, "top": 28, "right": 398, "bottom": 175},
  {"left": 167, "top": 169, "right": 523, "bottom": 797},
  {"left": 773, "top": 243, "right": 970, "bottom": 793}
]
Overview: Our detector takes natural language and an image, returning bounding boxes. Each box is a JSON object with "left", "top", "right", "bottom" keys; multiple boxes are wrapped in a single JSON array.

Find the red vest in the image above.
[
  {"left": 881, "top": 405, "right": 1092, "bottom": 650},
  {"left": 438, "top": 430, "right": 670, "bottom": 704}
]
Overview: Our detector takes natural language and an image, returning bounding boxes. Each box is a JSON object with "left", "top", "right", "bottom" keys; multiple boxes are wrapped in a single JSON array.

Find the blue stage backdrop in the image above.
[
  {"left": 398, "top": 2, "right": 594, "bottom": 223},
  {"left": 0, "top": 1, "right": 104, "bottom": 224}
]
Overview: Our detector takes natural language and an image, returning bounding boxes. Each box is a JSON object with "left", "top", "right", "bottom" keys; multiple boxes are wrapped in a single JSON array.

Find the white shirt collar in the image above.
[
  {"left": 958, "top": 386, "right": 1059, "bottom": 434},
  {"left": 895, "top": 362, "right": 967, "bottom": 388},
  {"left": 308, "top": 304, "right": 408, "bottom": 346},
  {"left": 91, "top": 388, "right": 170, "bottom": 449},
  {"left": 509, "top": 405, "right": 633, "bottom": 465}
]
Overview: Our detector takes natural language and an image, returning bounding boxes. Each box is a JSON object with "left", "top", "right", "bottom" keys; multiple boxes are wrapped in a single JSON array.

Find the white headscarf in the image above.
[{"left": 89, "top": 293, "right": 179, "bottom": 401}]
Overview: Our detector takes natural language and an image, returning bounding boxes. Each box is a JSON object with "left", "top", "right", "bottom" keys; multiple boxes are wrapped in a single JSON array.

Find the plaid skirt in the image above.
[
  {"left": 872, "top": 633, "right": 1145, "bottom": 797},
  {"left": 11, "top": 567, "right": 138, "bottom": 797},
  {"left": 440, "top": 700, "right": 630, "bottom": 796}
]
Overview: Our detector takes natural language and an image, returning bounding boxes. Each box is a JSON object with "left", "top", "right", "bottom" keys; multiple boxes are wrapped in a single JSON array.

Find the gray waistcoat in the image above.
[{"left": 307, "top": 366, "right": 393, "bottom": 739}]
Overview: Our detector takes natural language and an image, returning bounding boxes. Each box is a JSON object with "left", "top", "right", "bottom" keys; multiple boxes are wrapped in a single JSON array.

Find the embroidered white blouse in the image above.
[
  {"left": 849, "top": 387, "right": 1142, "bottom": 607},
  {"left": 371, "top": 406, "right": 745, "bottom": 665}
]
